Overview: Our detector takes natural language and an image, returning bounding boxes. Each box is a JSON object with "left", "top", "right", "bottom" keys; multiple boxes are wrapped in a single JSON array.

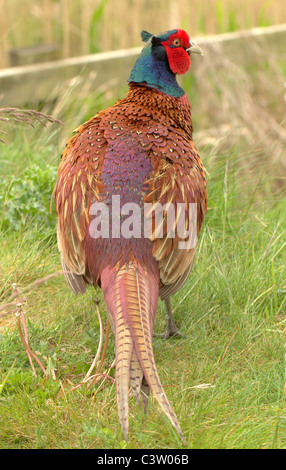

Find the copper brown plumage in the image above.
[{"left": 53, "top": 29, "right": 207, "bottom": 441}]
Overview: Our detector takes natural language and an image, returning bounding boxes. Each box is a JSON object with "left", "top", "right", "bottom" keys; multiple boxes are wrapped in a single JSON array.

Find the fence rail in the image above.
[
  {"left": 0, "top": 24, "right": 285, "bottom": 108},
  {"left": 1, "top": 0, "right": 285, "bottom": 69}
]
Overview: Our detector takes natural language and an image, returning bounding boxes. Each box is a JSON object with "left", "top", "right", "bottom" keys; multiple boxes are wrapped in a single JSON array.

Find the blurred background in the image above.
[{"left": 0, "top": 0, "right": 286, "bottom": 67}]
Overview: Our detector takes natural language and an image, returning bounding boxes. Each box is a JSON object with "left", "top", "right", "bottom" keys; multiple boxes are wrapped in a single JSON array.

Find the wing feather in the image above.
[
  {"left": 145, "top": 133, "right": 207, "bottom": 295},
  {"left": 53, "top": 114, "right": 106, "bottom": 290}
]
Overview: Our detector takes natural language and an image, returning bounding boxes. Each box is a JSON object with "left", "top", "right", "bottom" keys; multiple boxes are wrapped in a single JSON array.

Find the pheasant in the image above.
[{"left": 53, "top": 29, "right": 207, "bottom": 441}]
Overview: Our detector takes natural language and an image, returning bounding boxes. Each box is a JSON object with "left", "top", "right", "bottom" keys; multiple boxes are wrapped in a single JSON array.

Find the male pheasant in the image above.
[{"left": 53, "top": 29, "right": 207, "bottom": 441}]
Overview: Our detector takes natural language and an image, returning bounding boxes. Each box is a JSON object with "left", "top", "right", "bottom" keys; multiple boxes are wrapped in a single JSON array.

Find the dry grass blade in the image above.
[
  {"left": 91, "top": 359, "right": 116, "bottom": 397},
  {"left": 70, "top": 370, "right": 115, "bottom": 392},
  {"left": 71, "top": 314, "right": 111, "bottom": 393},
  {"left": 94, "top": 317, "right": 110, "bottom": 377},
  {"left": 17, "top": 312, "right": 48, "bottom": 377},
  {"left": 0, "top": 107, "right": 64, "bottom": 126},
  {"left": 0, "top": 107, "right": 64, "bottom": 143},
  {"left": 83, "top": 302, "right": 104, "bottom": 381},
  {"left": 0, "top": 272, "right": 113, "bottom": 394},
  {"left": 0, "top": 128, "right": 8, "bottom": 143},
  {"left": 12, "top": 283, "right": 47, "bottom": 378},
  {"left": 0, "top": 271, "right": 64, "bottom": 316}
]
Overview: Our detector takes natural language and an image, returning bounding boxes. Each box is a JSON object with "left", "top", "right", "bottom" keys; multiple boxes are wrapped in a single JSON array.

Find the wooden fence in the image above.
[
  {"left": 1, "top": 0, "right": 286, "bottom": 68},
  {"left": 0, "top": 24, "right": 285, "bottom": 108}
]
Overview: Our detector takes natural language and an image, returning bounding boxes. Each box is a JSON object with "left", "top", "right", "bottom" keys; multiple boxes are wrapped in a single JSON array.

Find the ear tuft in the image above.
[
  {"left": 141, "top": 30, "right": 153, "bottom": 42},
  {"left": 151, "top": 36, "right": 161, "bottom": 47}
]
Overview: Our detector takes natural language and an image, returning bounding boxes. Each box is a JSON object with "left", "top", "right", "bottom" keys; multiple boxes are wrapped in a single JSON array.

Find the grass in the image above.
[{"left": 0, "top": 122, "right": 285, "bottom": 448}]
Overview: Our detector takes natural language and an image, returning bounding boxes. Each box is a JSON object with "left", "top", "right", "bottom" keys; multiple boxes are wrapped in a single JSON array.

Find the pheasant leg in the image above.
[{"left": 164, "top": 298, "right": 182, "bottom": 339}]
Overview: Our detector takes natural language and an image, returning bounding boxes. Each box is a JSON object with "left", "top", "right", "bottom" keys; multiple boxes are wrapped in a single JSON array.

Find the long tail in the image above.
[{"left": 101, "top": 258, "right": 183, "bottom": 441}]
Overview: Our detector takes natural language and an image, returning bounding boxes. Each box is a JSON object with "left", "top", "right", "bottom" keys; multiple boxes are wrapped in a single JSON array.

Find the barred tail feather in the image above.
[
  {"left": 115, "top": 314, "right": 133, "bottom": 441},
  {"left": 130, "top": 349, "right": 144, "bottom": 406},
  {"left": 101, "top": 258, "right": 183, "bottom": 441}
]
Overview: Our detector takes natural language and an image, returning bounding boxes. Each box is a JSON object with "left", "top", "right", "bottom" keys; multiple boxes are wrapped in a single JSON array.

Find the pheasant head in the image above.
[{"left": 128, "top": 29, "right": 203, "bottom": 97}]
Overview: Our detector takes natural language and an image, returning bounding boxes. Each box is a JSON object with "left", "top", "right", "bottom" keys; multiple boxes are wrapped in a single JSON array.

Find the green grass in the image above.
[{"left": 0, "top": 112, "right": 285, "bottom": 449}]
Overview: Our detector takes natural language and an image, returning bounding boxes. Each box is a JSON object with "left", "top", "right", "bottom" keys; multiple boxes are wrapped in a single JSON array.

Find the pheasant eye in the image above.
[{"left": 172, "top": 38, "right": 181, "bottom": 47}]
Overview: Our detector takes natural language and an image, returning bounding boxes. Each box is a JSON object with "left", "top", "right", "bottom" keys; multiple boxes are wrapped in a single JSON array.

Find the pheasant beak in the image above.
[{"left": 187, "top": 41, "right": 204, "bottom": 56}]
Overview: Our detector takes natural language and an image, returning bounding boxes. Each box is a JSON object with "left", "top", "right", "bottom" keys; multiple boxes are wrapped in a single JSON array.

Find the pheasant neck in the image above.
[
  {"left": 125, "top": 83, "right": 193, "bottom": 137},
  {"left": 128, "top": 48, "right": 184, "bottom": 98}
]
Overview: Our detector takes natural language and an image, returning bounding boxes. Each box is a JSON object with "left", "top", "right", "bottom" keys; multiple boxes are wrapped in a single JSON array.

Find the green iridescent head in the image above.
[{"left": 128, "top": 29, "right": 203, "bottom": 97}]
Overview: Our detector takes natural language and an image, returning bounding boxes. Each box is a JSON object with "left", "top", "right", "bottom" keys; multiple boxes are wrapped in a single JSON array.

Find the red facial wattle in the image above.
[{"left": 162, "top": 30, "right": 191, "bottom": 75}]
